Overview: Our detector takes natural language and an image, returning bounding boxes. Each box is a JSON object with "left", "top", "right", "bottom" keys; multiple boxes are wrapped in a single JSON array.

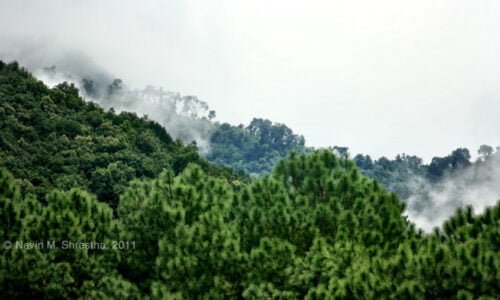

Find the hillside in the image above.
[
  {"left": 0, "top": 61, "right": 236, "bottom": 207},
  {"left": 0, "top": 61, "right": 498, "bottom": 298}
]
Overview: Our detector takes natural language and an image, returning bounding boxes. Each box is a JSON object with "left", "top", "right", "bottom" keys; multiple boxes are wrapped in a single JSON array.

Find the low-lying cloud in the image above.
[
  {"left": 404, "top": 155, "right": 500, "bottom": 232},
  {"left": 1, "top": 42, "right": 215, "bottom": 153}
]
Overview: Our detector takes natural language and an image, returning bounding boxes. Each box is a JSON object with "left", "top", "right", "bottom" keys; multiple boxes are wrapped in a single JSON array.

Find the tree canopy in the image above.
[
  {"left": 0, "top": 61, "right": 236, "bottom": 207},
  {"left": 1, "top": 151, "right": 498, "bottom": 298},
  {"left": 207, "top": 119, "right": 308, "bottom": 175}
]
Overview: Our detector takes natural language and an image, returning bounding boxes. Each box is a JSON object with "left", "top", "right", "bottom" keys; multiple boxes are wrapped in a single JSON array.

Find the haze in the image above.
[{"left": 1, "top": 0, "right": 499, "bottom": 161}]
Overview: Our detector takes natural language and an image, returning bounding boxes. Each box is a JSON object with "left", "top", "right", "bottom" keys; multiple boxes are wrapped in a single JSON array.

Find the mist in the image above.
[
  {"left": 403, "top": 153, "right": 500, "bottom": 232},
  {"left": 0, "top": 41, "right": 215, "bottom": 152}
]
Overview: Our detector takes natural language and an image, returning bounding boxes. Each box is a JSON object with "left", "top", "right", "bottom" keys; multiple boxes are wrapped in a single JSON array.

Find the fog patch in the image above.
[
  {"left": 404, "top": 155, "right": 500, "bottom": 232},
  {"left": 1, "top": 42, "right": 215, "bottom": 152}
]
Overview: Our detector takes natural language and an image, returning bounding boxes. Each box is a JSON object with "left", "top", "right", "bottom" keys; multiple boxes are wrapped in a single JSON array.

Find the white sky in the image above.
[{"left": 1, "top": 0, "right": 499, "bottom": 161}]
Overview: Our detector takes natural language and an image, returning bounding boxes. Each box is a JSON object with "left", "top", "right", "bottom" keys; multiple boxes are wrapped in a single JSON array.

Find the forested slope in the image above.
[
  {"left": 34, "top": 64, "right": 309, "bottom": 177},
  {"left": 207, "top": 118, "right": 308, "bottom": 175},
  {"left": 0, "top": 61, "right": 236, "bottom": 207}
]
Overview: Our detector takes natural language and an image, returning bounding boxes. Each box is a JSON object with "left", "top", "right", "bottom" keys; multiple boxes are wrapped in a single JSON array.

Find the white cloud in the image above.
[{"left": 404, "top": 155, "right": 500, "bottom": 232}]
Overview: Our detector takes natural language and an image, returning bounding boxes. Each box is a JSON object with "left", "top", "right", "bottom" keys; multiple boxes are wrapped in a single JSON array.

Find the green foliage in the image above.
[
  {"left": 119, "top": 165, "right": 245, "bottom": 297},
  {"left": 354, "top": 146, "right": 500, "bottom": 202},
  {"left": 0, "top": 61, "right": 236, "bottom": 205},
  {"left": 1, "top": 148, "right": 499, "bottom": 298},
  {"left": 0, "top": 169, "right": 137, "bottom": 299},
  {"left": 207, "top": 119, "right": 308, "bottom": 175}
]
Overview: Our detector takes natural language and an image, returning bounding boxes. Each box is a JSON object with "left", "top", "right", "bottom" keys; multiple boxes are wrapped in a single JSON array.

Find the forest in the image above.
[{"left": 0, "top": 61, "right": 499, "bottom": 299}]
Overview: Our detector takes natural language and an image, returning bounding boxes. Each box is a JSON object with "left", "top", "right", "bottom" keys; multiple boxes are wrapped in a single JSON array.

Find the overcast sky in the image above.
[{"left": 1, "top": 0, "right": 499, "bottom": 161}]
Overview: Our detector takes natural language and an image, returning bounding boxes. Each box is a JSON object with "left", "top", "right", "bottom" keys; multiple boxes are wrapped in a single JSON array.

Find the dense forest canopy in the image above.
[
  {"left": 0, "top": 61, "right": 498, "bottom": 298},
  {"left": 0, "top": 61, "right": 237, "bottom": 207},
  {"left": 207, "top": 118, "right": 308, "bottom": 175},
  {"left": 1, "top": 151, "right": 498, "bottom": 298}
]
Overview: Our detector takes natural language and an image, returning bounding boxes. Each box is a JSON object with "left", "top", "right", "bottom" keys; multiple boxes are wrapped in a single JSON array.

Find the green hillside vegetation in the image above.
[
  {"left": 204, "top": 111, "right": 496, "bottom": 205},
  {"left": 354, "top": 146, "right": 499, "bottom": 200},
  {"left": 1, "top": 151, "right": 498, "bottom": 298},
  {"left": 0, "top": 61, "right": 498, "bottom": 298},
  {"left": 0, "top": 61, "right": 236, "bottom": 207},
  {"left": 207, "top": 119, "right": 308, "bottom": 175}
]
